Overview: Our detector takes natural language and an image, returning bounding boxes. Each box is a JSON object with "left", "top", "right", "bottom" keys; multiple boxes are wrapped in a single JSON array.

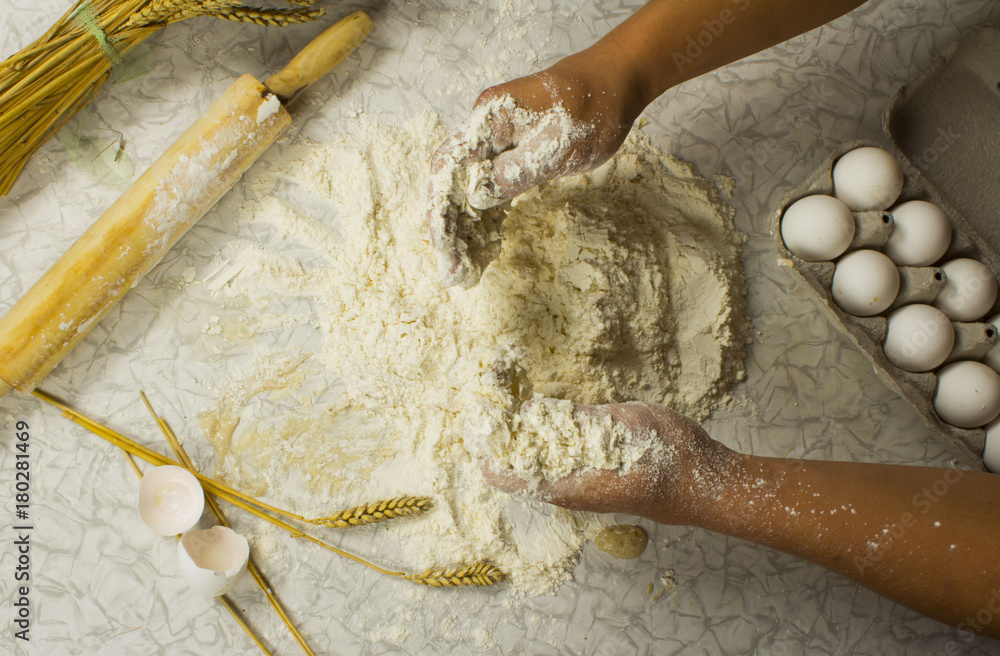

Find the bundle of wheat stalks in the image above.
[{"left": 0, "top": 0, "right": 324, "bottom": 196}]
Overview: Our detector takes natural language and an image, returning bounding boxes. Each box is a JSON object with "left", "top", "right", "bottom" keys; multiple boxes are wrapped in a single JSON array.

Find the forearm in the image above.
[
  {"left": 696, "top": 456, "right": 1000, "bottom": 637},
  {"left": 580, "top": 0, "right": 868, "bottom": 108},
  {"left": 484, "top": 402, "right": 1000, "bottom": 635}
]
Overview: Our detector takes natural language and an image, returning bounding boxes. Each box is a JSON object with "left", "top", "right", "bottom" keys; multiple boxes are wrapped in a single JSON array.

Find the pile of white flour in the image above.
[{"left": 190, "top": 113, "right": 746, "bottom": 594}]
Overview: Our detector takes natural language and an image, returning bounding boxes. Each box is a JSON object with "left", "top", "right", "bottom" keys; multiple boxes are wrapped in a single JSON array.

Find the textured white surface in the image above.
[{"left": 1, "top": 0, "right": 999, "bottom": 654}]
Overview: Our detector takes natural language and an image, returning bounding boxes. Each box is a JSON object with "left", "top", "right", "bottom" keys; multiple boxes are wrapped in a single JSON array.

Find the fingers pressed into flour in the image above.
[
  {"left": 426, "top": 96, "right": 519, "bottom": 287},
  {"left": 480, "top": 457, "right": 528, "bottom": 494},
  {"left": 480, "top": 452, "right": 627, "bottom": 515},
  {"left": 467, "top": 104, "right": 603, "bottom": 209}
]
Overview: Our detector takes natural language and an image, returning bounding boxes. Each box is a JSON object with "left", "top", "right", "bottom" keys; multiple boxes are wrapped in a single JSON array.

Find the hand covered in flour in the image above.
[
  {"left": 426, "top": 52, "right": 646, "bottom": 288},
  {"left": 486, "top": 398, "right": 1000, "bottom": 640},
  {"left": 482, "top": 402, "right": 745, "bottom": 528}
]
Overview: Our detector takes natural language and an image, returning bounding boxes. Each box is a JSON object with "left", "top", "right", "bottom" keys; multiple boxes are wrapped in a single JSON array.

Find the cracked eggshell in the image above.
[
  {"left": 137, "top": 465, "right": 205, "bottom": 536},
  {"left": 177, "top": 526, "right": 250, "bottom": 596}
]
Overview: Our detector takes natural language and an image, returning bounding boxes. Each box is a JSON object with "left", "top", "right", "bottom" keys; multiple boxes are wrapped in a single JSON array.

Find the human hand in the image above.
[
  {"left": 426, "top": 51, "right": 646, "bottom": 288},
  {"left": 482, "top": 402, "right": 745, "bottom": 528}
]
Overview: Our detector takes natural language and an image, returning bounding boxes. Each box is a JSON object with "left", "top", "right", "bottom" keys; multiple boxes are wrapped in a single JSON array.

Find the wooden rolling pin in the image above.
[{"left": 0, "top": 11, "right": 373, "bottom": 397}]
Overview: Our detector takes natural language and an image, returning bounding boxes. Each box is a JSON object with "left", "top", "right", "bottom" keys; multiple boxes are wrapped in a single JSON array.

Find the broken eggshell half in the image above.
[
  {"left": 137, "top": 465, "right": 205, "bottom": 536},
  {"left": 177, "top": 526, "right": 250, "bottom": 596}
]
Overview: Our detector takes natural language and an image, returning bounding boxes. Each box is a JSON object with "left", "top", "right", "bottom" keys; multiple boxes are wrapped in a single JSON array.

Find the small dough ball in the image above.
[
  {"left": 934, "top": 258, "right": 998, "bottom": 322},
  {"left": 594, "top": 525, "right": 648, "bottom": 559},
  {"left": 831, "top": 249, "right": 900, "bottom": 316},
  {"left": 883, "top": 304, "right": 955, "bottom": 373},
  {"left": 884, "top": 200, "right": 952, "bottom": 266},
  {"left": 780, "top": 195, "right": 855, "bottom": 261},
  {"left": 833, "top": 146, "right": 904, "bottom": 211},
  {"left": 934, "top": 361, "right": 1000, "bottom": 428}
]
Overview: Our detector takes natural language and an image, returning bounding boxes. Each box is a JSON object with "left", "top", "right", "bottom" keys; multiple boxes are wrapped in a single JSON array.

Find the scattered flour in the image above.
[{"left": 189, "top": 112, "right": 746, "bottom": 594}]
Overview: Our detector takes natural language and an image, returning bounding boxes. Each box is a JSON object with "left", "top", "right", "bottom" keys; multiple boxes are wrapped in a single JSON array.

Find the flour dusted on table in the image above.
[{"left": 193, "top": 112, "right": 746, "bottom": 594}]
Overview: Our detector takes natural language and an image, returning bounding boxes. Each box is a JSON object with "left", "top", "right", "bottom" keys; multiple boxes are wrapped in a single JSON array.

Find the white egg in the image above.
[
  {"left": 831, "top": 249, "right": 900, "bottom": 316},
  {"left": 137, "top": 465, "right": 205, "bottom": 536},
  {"left": 780, "top": 195, "right": 856, "bottom": 261},
  {"left": 984, "top": 418, "right": 1000, "bottom": 473},
  {"left": 177, "top": 526, "right": 250, "bottom": 596},
  {"left": 883, "top": 200, "right": 952, "bottom": 266},
  {"left": 883, "top": 304, "right": 955, "bottom": 372},
  {"left": 983, "top": 314, "right": 1000, "bottom": 374},
  {"left": 933, "top": 258, "right": 998, "bottom": 322},
  {"left": 934, "top": 361, "right": 1000, "bottom": 428},
  {"left": 832, "top": 146, "right": 905, "bottom": 211}
]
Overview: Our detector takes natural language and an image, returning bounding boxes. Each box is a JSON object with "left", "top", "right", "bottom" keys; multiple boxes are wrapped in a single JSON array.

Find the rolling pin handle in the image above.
[{"left": 264, "top": 10, "right": 373, "bottom": 103}]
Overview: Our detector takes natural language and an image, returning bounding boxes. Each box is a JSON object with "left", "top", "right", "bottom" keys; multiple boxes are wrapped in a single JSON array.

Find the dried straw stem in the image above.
[
  {"left": 124, "top": 0, "right": 245, "bottom": 29},
  {"left": 35, "top": 388, "right": 404, "bottom": 530},
  {"left": 0, "top": 0, "right": 152, "bottom": 194},
  {"left": 218, "top": 595, "right": 276, "bottom": 656},
  {"left": 32, "top": 388, "right": 407, "bottom": 578},
  {"left": 123, "top": 0, "right": 189, "bottom": 28}
]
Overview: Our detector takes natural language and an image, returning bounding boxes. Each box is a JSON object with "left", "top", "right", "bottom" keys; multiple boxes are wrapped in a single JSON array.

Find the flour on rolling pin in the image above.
[
  {"left": 0, "top": 12, "right": 373, "bottom": 396},
  {"left": 257, "top": 94, "right": 282, "bottom": 124},
  {"left": 140, "top": 78, "right": 289, "bottom": 253}
]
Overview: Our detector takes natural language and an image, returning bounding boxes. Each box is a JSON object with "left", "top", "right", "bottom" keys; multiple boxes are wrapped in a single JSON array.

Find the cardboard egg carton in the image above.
[{"left": 768, "top": 24, "right": 1000, "bottom": 467}]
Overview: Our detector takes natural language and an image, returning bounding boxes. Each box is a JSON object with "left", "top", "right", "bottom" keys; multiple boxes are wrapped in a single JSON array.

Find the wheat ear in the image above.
[
  {"left": 309, "top": 497, "right": 434, "bottom": 529},
  {"left": 122, "top": 0, "right": 191, "bottom": 29},
  {"left": 215, "top": 7, "right": 325, "bottom": 27},
  {"left": 405, "top": 563, "right": 506, "bottom": 588},
  {"left": 163, "top": 0, "right": 245, "bottom": 24}
]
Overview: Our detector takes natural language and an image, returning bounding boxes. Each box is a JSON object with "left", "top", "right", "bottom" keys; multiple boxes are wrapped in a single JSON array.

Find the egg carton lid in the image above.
[{"left": 883, "top": 24, "right": 1000, "bottom": 272}]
